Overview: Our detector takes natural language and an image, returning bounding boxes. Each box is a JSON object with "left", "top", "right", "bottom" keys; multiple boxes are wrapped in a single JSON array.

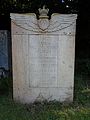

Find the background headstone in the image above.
[{"left": 0, "top": 30, "right": 10, "bottom": 78}]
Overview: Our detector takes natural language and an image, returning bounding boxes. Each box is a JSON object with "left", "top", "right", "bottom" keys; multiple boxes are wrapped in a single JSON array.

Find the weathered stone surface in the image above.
[
  {"left": 0, "top": 30, "right": 9, "bottom": 70},
  {"left": 10, "top": 12, "right": 77, "bottom": 103}
]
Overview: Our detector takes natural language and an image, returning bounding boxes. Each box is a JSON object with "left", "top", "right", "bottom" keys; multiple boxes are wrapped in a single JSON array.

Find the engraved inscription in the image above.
[{"left": 29, "top": 35, "right": 58, "bottom": 87}]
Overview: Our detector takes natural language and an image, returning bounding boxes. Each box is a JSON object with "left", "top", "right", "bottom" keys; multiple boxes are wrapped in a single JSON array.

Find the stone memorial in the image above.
[
  {"left": 10, "top": 6, "right": 77, "bottom": 103},
  {"left": 0, "top": 30, "right": 9, "bottom": 70}
]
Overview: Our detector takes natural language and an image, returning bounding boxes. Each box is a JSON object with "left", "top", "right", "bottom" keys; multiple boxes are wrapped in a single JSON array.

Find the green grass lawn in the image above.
[
  {"left": 0, "top": 75, "right": 90, "bottom": 120},
  {"left": 0, "top": 95, "right": 90, "bottom": 120}
]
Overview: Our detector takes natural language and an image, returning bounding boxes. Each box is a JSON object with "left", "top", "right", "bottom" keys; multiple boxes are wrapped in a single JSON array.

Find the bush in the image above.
[
  {"left": 0, "top": 77, "right": 12, "bottom": 95},
  {"left": 75, "top": 59, "right": 90, "bottom": 77}
]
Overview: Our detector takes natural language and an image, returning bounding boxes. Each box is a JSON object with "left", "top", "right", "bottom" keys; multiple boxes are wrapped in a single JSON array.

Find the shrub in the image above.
[{"left": 0, "top": 77, "right": 12, "bottom": 95}]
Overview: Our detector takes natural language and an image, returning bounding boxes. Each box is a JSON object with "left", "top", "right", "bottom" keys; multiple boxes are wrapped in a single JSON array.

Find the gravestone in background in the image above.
[
  {"left": 0, "top": 30, "right": 10, "bottom": 77},
  {"left": 10, "top": 7, "right": 77, "bottom": 103},
  {"left": 0, "top": 30, "right": 9, "bottom": 70}
]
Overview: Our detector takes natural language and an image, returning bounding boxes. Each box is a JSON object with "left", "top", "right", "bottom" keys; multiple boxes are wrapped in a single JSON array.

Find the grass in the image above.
[
  {"left": 0, "top": 75, "right": 90, "bottom": 120},
  {"left": 0, "top": 58, "right": 90, "bottom": 120},
  {"left": 0, "top": 95, "right": 90, "bottom": 120}
]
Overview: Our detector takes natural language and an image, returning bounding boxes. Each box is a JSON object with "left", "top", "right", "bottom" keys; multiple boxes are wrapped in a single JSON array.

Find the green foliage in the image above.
[
  {"left": 74, "top": 76, "right": 90, "bottom": 106},
  {"left": 0, "top": 69, "right": 90, "bottom": 119},
  {"left": 74, "top": 58, "right": 90, "bottom": 106},
  {"left": 0, "top": 0, "right": 78, "bottom": 15},
  {"left": 0, "top": 77, "right": 12, "bottom": 95},
  {"left": 75, "top": 59, "right": 90, "bottom": 77},
  {"left": 0, "top": 59, "right": 90, "bottom": 119},
  {"left": 0, "top": 93, "right": 90, "bottom": 120}
]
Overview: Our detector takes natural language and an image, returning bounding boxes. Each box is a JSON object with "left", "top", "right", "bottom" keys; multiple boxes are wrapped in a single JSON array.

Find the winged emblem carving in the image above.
[{"left": 10, "top": 7, "right": 77, "bottom": 34}]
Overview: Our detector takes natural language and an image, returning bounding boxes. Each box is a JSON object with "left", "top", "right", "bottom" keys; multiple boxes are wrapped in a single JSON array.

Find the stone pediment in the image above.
[{"left": 10, "top": 12, "right": 77, "bottom": 35}]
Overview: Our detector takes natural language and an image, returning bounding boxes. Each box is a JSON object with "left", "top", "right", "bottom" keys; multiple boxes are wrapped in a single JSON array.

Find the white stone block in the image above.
[{"left": 10, "top": 12, "right": 77, "bottom": 103}]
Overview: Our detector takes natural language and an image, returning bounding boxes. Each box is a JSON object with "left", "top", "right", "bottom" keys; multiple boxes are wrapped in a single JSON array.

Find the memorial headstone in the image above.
[
  {"left": 10, "top": 7, "right": 77, "bottom": 103},
  {"left": 0, "top": 30, "right": 9, "bottom": 78}
]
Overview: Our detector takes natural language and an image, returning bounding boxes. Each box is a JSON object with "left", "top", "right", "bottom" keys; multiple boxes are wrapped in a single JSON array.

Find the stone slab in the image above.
[{"left": 11, "top": 13, "right": 77, "bottom": 103}]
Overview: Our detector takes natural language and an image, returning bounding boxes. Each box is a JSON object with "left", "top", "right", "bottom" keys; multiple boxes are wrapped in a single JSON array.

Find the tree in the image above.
[{"left": 0, "top": 0, "right": 78, "bottom": 15}]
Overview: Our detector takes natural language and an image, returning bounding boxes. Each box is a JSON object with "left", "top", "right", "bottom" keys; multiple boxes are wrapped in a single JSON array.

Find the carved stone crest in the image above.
[{"left": 38, "top": 6, "right": 50, "bottom": 31}]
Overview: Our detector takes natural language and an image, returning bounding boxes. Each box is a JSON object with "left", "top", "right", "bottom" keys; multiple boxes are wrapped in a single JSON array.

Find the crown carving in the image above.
[{"left": 38, "top": 5, "right": 49, "bottom": 19}]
